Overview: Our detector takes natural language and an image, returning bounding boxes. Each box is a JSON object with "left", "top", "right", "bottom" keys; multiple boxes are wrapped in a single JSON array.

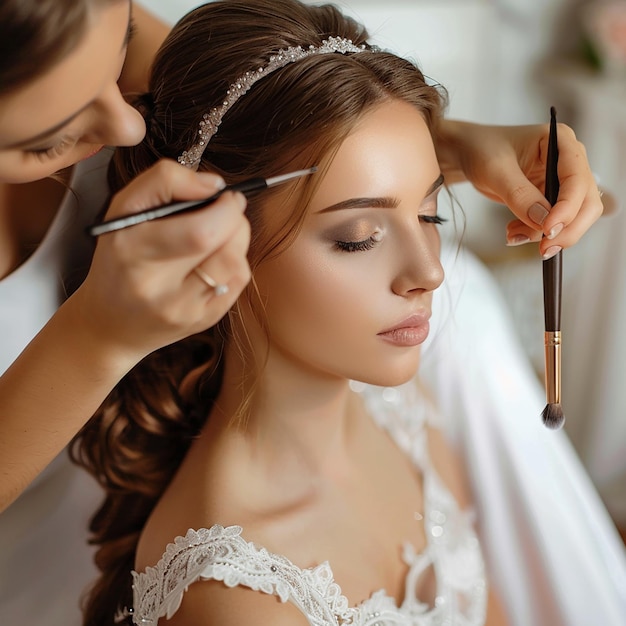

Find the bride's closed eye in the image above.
[
  {"left": 335, "top": 229, "right": 384, "bottom": 252},
  {"left": 332, "top": 209, "right": 446, "bottom": 253}
]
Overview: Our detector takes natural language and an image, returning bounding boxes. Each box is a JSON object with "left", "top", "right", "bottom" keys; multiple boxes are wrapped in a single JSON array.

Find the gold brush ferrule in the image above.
[{"left": 544, "top": 331, "right": 561, "bottom": 404}]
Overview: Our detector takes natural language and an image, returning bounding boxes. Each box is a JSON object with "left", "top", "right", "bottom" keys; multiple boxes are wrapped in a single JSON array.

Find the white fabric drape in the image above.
[{"left": 421, "top": 242, "right": 626, "bottom": 626}]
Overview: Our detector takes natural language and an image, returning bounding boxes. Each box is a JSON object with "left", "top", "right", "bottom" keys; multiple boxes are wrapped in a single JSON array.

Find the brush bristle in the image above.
[{"left": 541, "top": 403, "right": 565, "bottom": 430}]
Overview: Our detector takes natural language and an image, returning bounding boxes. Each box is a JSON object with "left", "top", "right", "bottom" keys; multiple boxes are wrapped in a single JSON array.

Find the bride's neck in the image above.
[{"left": 215, "top": 341, "right": 359, "bottom": 474}]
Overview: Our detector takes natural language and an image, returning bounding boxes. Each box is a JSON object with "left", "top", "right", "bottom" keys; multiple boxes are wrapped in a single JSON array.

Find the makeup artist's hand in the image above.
[
  {"left": 437, "top": 119, "right": 603, "bottom": 259},
  {"left": 70, "top": 159, "right": 251, "bottom": 364}
]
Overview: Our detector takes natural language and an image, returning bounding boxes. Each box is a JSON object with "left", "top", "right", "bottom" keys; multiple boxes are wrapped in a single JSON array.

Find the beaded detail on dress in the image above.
[{"left": 131, "top": 382, "right": 487, "bottom": 625}]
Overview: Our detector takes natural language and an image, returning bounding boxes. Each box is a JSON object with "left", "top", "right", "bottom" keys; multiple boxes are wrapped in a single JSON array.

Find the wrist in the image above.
[{"left": 55, "top": 290, "right": 148, "bottom": 380}]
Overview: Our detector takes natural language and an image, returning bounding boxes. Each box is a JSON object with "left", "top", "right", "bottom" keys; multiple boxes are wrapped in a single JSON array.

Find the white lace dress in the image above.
[{"left": 131, "top": 382, "right": 488, "bottom": 626}]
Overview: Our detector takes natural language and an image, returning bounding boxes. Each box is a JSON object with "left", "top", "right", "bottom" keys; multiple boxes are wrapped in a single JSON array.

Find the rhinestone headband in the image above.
[{"left": 178, "top": 36, "right": 369, "bottom": 169}]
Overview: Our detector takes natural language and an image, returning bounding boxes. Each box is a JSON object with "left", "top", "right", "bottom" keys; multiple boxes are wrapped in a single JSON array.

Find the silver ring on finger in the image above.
[{"left": 193, "top": 267, "right": 229, "bottom": 296}]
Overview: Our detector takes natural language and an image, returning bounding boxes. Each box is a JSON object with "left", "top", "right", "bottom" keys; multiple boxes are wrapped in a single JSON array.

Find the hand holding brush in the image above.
[{"left": 541, "top": 107, "right": 565, "bottom": 430}]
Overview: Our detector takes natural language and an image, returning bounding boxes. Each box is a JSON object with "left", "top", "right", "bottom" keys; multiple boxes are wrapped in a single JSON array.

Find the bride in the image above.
[{"left": 71, "top": 1, "right": 626, "bottom": 625}]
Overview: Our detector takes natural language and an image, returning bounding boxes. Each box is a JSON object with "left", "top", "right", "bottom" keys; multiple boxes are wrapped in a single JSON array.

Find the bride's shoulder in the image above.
[{"left": 132, "top": 525, "right": 313, "bottom": 626}]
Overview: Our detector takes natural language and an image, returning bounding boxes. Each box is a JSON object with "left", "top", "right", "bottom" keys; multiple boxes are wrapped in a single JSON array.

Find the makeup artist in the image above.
[
  {"left": 0, "top": 2, "right": 250, "bottom": 624},
  {"left": 0, "top": 1, "right": 604, "bottom": 625}
]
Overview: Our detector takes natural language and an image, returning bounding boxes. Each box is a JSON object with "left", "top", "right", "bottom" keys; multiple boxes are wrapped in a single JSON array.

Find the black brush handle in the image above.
[
  {"left": 543, "top": 107, "right": 562, "bottom": 332},
  {"left": 87, "top": 178, "right": 269, "bottom": 236},
  {"left": 543, "top": 254, "right": 561, "bottom": 331}
]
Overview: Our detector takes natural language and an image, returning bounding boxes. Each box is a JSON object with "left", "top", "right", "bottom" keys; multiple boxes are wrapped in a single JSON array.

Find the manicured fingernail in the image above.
[
  {"left": 547, "top": 223, "right": 564, "bottom": 239},
  {"left": 198, "top": 172, "right": 226, "bottom": 190},
  {"left": 542, "top": 245, "right": 562, "bottom": 260},
  {"left": 506, "top": 235, "right": 531, "bottom": 246},
  {"left": 529, "top": 203, "right": 550, "bottom": 226}
]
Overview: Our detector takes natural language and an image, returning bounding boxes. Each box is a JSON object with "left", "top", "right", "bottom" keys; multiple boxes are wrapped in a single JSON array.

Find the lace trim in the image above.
[
  {"left": 132, "top": 526, "right": 436, "bottom": 626},
  {"left": 132, "top": 525, "right": 346, "bottom": 625},
  {"left": 132, "top": 520, "right": 484, "bottom": 626}
]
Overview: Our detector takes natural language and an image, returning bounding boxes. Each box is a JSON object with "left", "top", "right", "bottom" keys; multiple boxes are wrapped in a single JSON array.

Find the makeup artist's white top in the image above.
[
  {"left": 0, "top": 149, "right": 111, "bottom": 626},
  {"left": 131, "top": 382, "right": 488, "bottom": 626}
]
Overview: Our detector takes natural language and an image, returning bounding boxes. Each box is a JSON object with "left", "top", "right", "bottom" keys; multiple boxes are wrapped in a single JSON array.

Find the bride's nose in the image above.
[{"left": 391, "top": 231, "right": 444, "bottom": 296}]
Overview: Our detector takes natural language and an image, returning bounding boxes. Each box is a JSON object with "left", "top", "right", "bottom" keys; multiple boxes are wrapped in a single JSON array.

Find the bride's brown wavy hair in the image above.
[{"left": 70, "top": 0, "right": 446, "bottom": 623}]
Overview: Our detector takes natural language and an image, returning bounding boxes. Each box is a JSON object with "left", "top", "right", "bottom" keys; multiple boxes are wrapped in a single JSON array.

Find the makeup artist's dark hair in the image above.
[
  {"left": 0, "top": 0, "right": 122, "bottom": 97},
  {"left": 70, "top": 0, "right": 447, "bottom": 623}
]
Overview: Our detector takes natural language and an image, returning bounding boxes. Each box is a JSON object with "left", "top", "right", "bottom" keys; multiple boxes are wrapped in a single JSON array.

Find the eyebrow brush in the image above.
[
  {"left": 87, "top": 167, "right": 317, "bottom": 237},
  {"left": 541, "top": 107, "right": 564, "bottom": 430}
]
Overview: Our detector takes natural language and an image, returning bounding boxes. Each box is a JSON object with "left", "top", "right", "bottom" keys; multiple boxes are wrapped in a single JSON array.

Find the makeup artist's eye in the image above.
[
  {"left": 27, "top": 138, "right": 73, "bottom": 161},
  {"left": 335, "top": 229, "right": 384, "bottom": 252}
]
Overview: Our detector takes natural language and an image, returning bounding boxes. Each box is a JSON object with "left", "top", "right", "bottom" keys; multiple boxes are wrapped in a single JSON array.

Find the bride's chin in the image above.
[{"left": 350, "top": 362, "right": 421, "bottom": 390}]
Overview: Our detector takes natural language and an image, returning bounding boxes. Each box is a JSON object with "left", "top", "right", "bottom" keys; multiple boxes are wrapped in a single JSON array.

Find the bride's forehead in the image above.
[{"left": 308, "top": 105, "right": 435, "bottom": 190}]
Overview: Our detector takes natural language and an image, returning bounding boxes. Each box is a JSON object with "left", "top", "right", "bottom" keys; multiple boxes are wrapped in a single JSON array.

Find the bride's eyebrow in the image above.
[
  {"left": 319, "top": 196, "right": 399, "bottom": 213},
  {"left": 428, "top": 173, "right": 445, "bottom": 195},
  {"left": 318, "top": 173, "right": 444, "bottom": 214}
]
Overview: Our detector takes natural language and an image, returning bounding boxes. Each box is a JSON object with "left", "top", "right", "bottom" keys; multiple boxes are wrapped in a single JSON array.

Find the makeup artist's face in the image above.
[
  {"left": 253, "top": 100, "right": 445, "bottom": 387},
  {"left": 0, "top": 0, "right": 145, "bottom": 184}
]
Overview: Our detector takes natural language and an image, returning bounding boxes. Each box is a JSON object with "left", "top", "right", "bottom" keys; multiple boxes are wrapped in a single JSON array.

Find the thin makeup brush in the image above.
[
  {"left": 541, "top": 107, "right": 565, "bottom": 429},
  {"left": 87, "top": 167, "right": 317, "bottom": 237}
]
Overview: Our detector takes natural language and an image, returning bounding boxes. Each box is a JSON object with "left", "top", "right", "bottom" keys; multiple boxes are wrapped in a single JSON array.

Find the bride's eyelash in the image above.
[
  {"left": 335, "top": 229, "right": 384, "bottom": 252},
  {"left": 420, "top": 214, "right": 447, "bottom": 225},
  {"left": 335, "top": 236, "right": 379, "bottom": 252}
]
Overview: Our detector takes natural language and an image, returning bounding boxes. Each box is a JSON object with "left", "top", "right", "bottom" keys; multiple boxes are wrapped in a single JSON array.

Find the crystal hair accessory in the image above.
[{"left": 178, "top": 36, "right": 370, "bottom": 170}]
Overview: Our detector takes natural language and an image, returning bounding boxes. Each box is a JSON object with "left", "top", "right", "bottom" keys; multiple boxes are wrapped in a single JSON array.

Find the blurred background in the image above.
[{"left": 142, "top": 0, "right": 626, "bottom": 537}]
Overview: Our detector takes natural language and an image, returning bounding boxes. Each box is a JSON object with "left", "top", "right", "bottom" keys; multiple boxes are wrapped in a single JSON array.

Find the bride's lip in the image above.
[
  {"left": 377, "top": 313, "right": 431, "bottom": 347},
  {"left": 379, "top": 312, "right": 431, "bottom": 334}
]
